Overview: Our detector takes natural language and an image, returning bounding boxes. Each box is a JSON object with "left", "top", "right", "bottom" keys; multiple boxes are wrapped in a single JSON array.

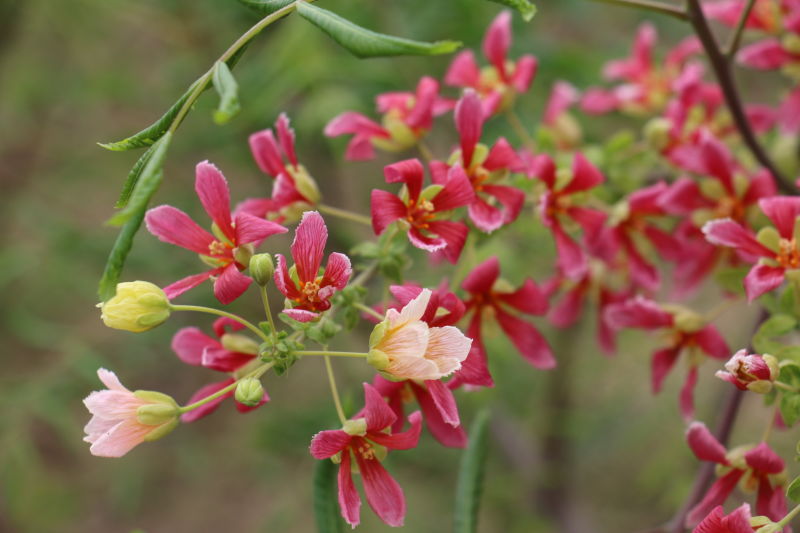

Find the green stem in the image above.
[
  {"left": 417, "top": 140, "right": 435, "bottom": 162},
  {"left": 170, "top": 304, "right": 270, "bottom": 343},
  {"left": 324, "top": 355, "right": 348, "bottom": 425},
  {"left": 775, "top": 503, "right": 800, "bottom": 529},
  {"left": 505, "top": 109, "right": 535, "bottom": 149},
  {"left": 297, "top": 350, "right": 368, "bottom": 358},
  {"left": 351, "top": 263, "right": 377, "bottom": 288},
  {"left": 318, "top": 204, "right": 373, "bottom": 227},
  {"left": 260, "top": 285, "right": 278, "bottom": 339},
  {"left": 178, "top": 362, "right": 274, "bottom": 413},
  {"left": 725, "top": 0, "right": 756, "bottom": 58},
  {"left": 587, "top": 0, "right": 688, "bottom": 19},
  {"left": 774, "top": 381, "right": 800, "bottom": 393},
  {"left": 354, "top": 302, "right": 384, "bottom": 321}
]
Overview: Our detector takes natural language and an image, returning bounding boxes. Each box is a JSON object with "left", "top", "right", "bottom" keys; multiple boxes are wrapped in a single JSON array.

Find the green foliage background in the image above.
[{"left": 0, "top": 0, "right": 791, "bottom": 531}]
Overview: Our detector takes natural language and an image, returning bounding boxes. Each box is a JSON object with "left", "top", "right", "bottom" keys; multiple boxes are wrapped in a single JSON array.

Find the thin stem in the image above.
[
  {"left": 170, "top": 304, "right": 270, "bottom": 343},
  {"left": 297, "top": 350, "right": 368, "bottom": 358},
  {"left": 178, "top": 362, "right": 274, "bottom": 413},
  {"left": 685, "top": 0, "right": 794, "bottom": 194},
  {"left": 324, "top": 355, "right": 347, "bottom": 425},
  {"left": 351, "top": 262, "right": 377, "bottom": 288},
  {"left": 774, "top": 381, "right": 800, "bottom": 393},
  {"left": 259, "top": 285, "right": 278, "bottom": 339},
  {"left": 505, "top": 109, "right": 535, "bottom": 149},
  {"left": 318, "top": 204, "right": 373, "bottom": 227},
  {"left": 417, "top": 140, "right": 435, "bottom": 162},
  {"left": 587, "top": 0, "right": 688, "bottom": 20},
  {"left": 761, "top": 401, "right": 780, "bottom": 442},
  {"left": 354, "top": 302, "right": 384, "bottom": 321},
  {"left": 725, "top": 0, "right": 757, "bottom": 58},
  {"left": 775, "top": 503, "right": 800, "bottom": 528}
]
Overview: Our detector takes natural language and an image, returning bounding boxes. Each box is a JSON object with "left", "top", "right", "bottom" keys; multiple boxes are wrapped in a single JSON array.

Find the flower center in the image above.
[
  {"left": 406, "top": 198, "right": 437, "bottom": 229},
  {"left": 356, "top": 441, "right": 376, "bottom": 461},
  {"left": 302, "top": 280, "right": 321, "bottom": 302},
  {"left": 777, "top": 238, "right": 800, "bottom": 269},
  {"left": 714, "top": 196, "right": 744, "bottom": 221},
  {"left": 208, "top": 240, "right": 230, "bottom": 257}
]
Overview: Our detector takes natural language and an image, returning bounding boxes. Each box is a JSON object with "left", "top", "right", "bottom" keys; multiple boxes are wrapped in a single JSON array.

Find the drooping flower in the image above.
[
  {"left": 145, "top": 161, "right": 287, "bottom": 304},
  {"left": 274, "top": 211, "right": 352, "bottom": 322},
  {"left": 171, "top": 317, "right": 269, "bottom": 422},
  {"left": 237, "top": 114, "right": 320, "bottom": 222},
  {"left": 702, "top": 196, "right": 800, "bottom": 301},
  {"left": 99, "top": 281, "right": 171, "bottom": 333},
  {"left": 445, "top": 10, "right": 538, "bottom": 117},
  {"left": 459, "top": 257, "right": 554, "bottom": 378},
  {"left": 371, "top": 158, "right": 474, "bottom": 263},
  {"left": 325, "top": 77, "right": 453, "bottom": 161},
  {"left": 368, "top": 289, "right": 472, "bottom": 381},
  {"left": 530, "top": 152, "right": 607, "bottom": 280},
  {"left": 83, "top": 368, "right": 179, "bottom": 457},
  {"left": 716, "top": 349, "right": 780, "bottom": 393},
  {"left": 605, "top": 296, "right": 730, "bottom": 419},
  {"left": 685, "top": 422, "right": 787, "bottom": 526},
  {"left": 310, "top": 383, "right": 422, "bottom": 528},
  {"left": 692, "top": 503, "right": 762, "bottom": 533}
]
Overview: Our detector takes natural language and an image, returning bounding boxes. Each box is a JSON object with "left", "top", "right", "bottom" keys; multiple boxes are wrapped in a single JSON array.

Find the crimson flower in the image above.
[
  {"left": 686, "top": 422, "right": 787, "bottom": 526},
  {"left": 704, "top": 0, "right": 785, "bottom": 34},
  {"left": 274, "top": 211, "right": 352, "bottom": 322},
  {"left": 145, "top": 161, "right": 287, "bottom": 304},
  {"left": 716, "top": 349, "right": 779, "bottom": 392},
  {"left": 324, "top": 76, "right": 452, "bottom": 160},
  {"left": 445, "top": 10, "right": 537, "bottom": 117},
  {"left": 310, "top": 383, "right": 422, "bottom": 528},
  {"left": 539, "top": 81, "right": 582, "bottom": 150},
  {"left": 703, "top": 196, "right": 800, "bottom": 301},
  {"left": 692, "top": 503, "right": 760, "bottom": 533},
  {"left": 171, "top": 317, "right": 268, "bottom": 423},
  {"left": 380, "top": 283, "right": 466, "bottom": 328},
  {"left": 371, "top": 158, "right": 474, "bottom": 263},
  {"left": 605, "top": 296, "right": 729, "bottom": 419}
]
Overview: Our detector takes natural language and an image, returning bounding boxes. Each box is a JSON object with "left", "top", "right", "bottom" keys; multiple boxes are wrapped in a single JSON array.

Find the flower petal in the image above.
[
  {"left": 759, "top": 196, "right": 800, "bottom": 239},
  {"left": 195, "top": 161, "right": 234, "bottom": 242},
  {"left": 411, "top": 384, "right": 466, "bottom": 448},
  {"left": 370, "top": 190, "right": 408, "bottom": 236},
  {"left": 292, "top": 211, "right": 327, "bottom": 284},
  {"left": 369, "top": 411, "right": 422, "bottom": 450},
  {"left": 180, "top": 379, "right": 235, "bottom": 423},
  {"left": 89, "top": 418, "right": 152, "bottom": 458},
  {"left": 337, "top": 452, "right": 362, "bottom": 528},
  {"left": 423, "top": 379, "right": 460, "bottom": 427},
  {"left": 234, "top": 212, "right": 287, "bottom": 246},
  {"left": 164, "top": 271, "right": 215, "bottom": 300},
  {"left": 354, "top": 448, "right": 406, "bottom": 527},
  {"left": 145, "top": 205, "right": 215, "bottom": 255},
  {"left": 462, "top": 257, "right": 500, "bottom": 295},
  {"left": 482, "top": 10, "right": 511, "bottom": 76},
  {"left": 310, "top": 429, "right": 352, "bottom": 459},
  {"left": 686, "top": 469, "right": 745, "bottom": 527},
  {"left": 424, "top": 325, "right": 472, "bottom": 376},
  {"left": 383, "top": 159, "right": 425, "bottom": 203},
  {"left": 363, "top": 383, "right": 398, "bottom": 433},
  {"left": 283, "top": 309, "right": 320, "bottom": 323},
  {"left": 651, "top": 347, "right": 680, "bottom": 393},
  {"left": 496, "top": 279, "right": 549, "bottom": 315},
  {"left": 455, "top": 90, "right": 484, "bottom": 167},
  {"left": 249, "top": 129, "right": 285, "bottom": 177},
  {"left": 322, "top": 252, "right": 352, "bottom": 290},
  {"left": 213, "top": 264, "right": 252, "bottom": 305},
  {"left": 426, "top": 220, "right": 469, "bottom": 264},
  {"left": 744, "top": 264, "right": 786, "bottom": 303},
  {"left": 444, "top": 50, "right": 480, "bottom": 88},
  {"left": 686, "top": 422, "right": 728, "bottom": 464},
  {"left": 563, "top": 152, "right": 604, "bottom": 194},
  {"left": 171, "top": 327, "right": 218, "bottom": 366},
  {"left": 431, "top": 165, "right": 475, "bottom": 212},
  {"left": 494, "top": 308, "right": 556, "bottom": 369},
  {"left": 744, "top": 442, "right": 785, "bottom": 474}
]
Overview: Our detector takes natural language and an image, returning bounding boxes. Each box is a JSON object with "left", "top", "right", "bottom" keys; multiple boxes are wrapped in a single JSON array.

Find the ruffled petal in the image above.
[{"left": 321, "top": 252, "right": 352, "bottom": 290}]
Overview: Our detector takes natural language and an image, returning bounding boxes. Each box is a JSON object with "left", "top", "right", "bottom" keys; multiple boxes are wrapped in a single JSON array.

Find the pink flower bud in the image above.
[{"left": 715, "top": 349, "right": 779, "bottom": 393}]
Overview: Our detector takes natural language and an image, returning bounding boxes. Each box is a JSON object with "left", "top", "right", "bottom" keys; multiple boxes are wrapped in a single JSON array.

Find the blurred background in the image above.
[{"left": 0, "top": 0, "right": 790, "bottom": 531}]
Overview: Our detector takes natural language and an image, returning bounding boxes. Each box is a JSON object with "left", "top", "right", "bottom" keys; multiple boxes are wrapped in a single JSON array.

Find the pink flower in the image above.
[
  {"left": 310, "top": 383, "right": 422, "bottom": 528},
  {"left": 325, "top": 77, "right": 452, "bottom": 161},
  {"left": 145, "top": 161, "right": 287, "bottom": 304},
  {"left": 704, "top": 0, "right": 785, "bottom": 34},
  {"left": 445, "top": 10, "right": 538, "bottom": 117},
  {"left": 83, "top": 368, "right": 179, "bottom": 457},
  {"left": 237, "top": 114, "right": 320, "bottom": 221},
  {"left": 460, "top": 257, "right": 554, "bottom": 375},
  {"left": 274, "top": 211, "right": 352, "bottom": 322},
  {"left": 372, "top": 375, "right": 466, "bottom": 448},
  {"left": 605, "top": 297, "right": 730, "bottom": 419},
  {"left": 374, "top": 283, "right": 466, "bottom": 328},
  {"left": 692, "top": 503, "right": 759, "bottom": 533},
  {"left": 369, "top": 289, "right": 472, "bottom": 381},
  {"left": 171, "top": 317, "right": 269, "bottom": 422},
  {"left": 685, "top": 422, "right": 787, "bottom": 526},
  {"left": 716, "top": 349, "right": 779, "bottom": 392},
  {"left": 371, "top": 158, "right": 474, "bottom": 263},
  {"left": 541, "top": 81, "right": 582, "bottom": 150},
  {"left": 703, "top": 196, "right": 800, "bottom": 301},
  {"left": 531, "top": 152, "right": 607, "bottom": 280}
]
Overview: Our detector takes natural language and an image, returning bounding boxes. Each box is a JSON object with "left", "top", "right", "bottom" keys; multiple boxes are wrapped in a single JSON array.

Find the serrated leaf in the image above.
[
  {"left": 781, "top": 393, "right": 800, "bottom": 426},
  {"left": 238, "top": 0, "right": 294, "bottom": 14},
  {"left": 296, "top": 2, "right": 461, "bottom": 58},
  {"left": 107, "top": 132, "right": 172, "bottom": 226},
  {"left": 115, "top": 144, "right": 156, "bottom": 208},
  {"left": 212, "top": 61, "right": 241, "bottom": 125},
  {"left": 454, "top": 409, "right": 491, "bottom": 533},
  {"left": 788, "top": 475, "right": 800, "bottom": 502},
  {"left": 313, "top": 459, "right": 345, "bottom": 533},
  {"left": 488, "top": 0, "right": 537, "bottom": 21},
  {"left": 97, "top": 210, "right": 146, "bottom": 301}
]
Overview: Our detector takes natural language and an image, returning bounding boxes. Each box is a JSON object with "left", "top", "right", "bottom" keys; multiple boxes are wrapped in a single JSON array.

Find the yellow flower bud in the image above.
[{"left": 99, "top": 281, "right": 170, "bottom": 333}]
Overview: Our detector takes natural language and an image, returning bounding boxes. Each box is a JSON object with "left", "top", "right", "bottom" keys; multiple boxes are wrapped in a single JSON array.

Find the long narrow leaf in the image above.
[
  {"left": 107, "top": 132, "right": 172, "bottom": 226},
  {"left": 97, "top": 210, "right": 146, "bottom": 301},
  {"left": 313, "top": 459, "right": 344, "bottom": 533},
  {"left": 296, "top": 2, "right": 461, "bottom": 58},
  {"left": 454, "top": 409, "right": 491, "bottom": 533},
  {"left": 115, "top": 144, "right": 156, "bottom": 208},
  {"left": 489, "top": 0, "right": 537, "bottom": 21},
  {"left": 212, "top": 61, "right": 241, "bottom": 125},
  {"left": 238, "top": 0, "right": 294, "bottom": 14}
]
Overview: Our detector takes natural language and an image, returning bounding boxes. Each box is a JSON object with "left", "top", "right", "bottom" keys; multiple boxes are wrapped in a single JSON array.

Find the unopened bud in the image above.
[
  {"left": 643, "top": 118, "right": 671, "bottom": 151},
  {"left": 100, "top": 281, "right": 170, "bottom": 333},
  {"left": 234, "top": 377, "right": 264, "bottom": 407},
  {"left": 249, "top": 253, "right": 274, "bottom": 286},
  {"left": 133, "top": 390, "right": 180, "bottom": 442},
  {"left": 290, "top": 165, "right": 321, "bottom": 206}
]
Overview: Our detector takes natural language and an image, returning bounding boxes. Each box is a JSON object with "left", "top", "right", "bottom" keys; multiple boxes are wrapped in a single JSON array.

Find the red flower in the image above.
[
  {"left": 171, "top": 317, "right": 269, "bottom": 422},
  {"left": 716, "top": 349, "right": 779, "bottom": 392},
  {"left": 692, "top": 503, "right": 760, "bottom": 533},
  {"left": 145, "top": 161, "right": 287, "bottom": 304},
  {"left": 274, "top": 211, "right": 352, "bottom": 322},
  {"left": 310, "top": 383, "right": 422, "bottom": 528},
  {"left": 686, "top": 422, "right": 787, "bottom": 527},
  {"left": 444, "top": 10, "right": 538, "bottom": 117},
  {"left": 605, "top": 297, "right": 729, "bottom": 419},
  {"left": 704, "top": 0, "right": 785, "bottom": 34},
  {"left": 459, "top": 257, "right": 554, "bottom": 379},
  {"left": 371, "top": 158, "right": 474, "bottom": 263},
  {"left": 376, "top": 283, "right": 467, "bottom": 328},
  {"left": 703, "top": 196, "right": 800, "bottom": 301},
  {"left": 324, "top": 77, "right": 452, "bottom": 160}
]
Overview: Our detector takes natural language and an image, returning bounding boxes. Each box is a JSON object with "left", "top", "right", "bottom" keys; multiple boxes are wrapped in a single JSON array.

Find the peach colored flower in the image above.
[{"left": 368, "top": 289, "right": 472, "bottom": 381}]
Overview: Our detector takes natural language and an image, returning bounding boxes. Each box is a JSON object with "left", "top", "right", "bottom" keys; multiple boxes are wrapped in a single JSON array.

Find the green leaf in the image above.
[
  {"left": 454, "top": 409, "right": 491, "bottom": 533},
  {"left": 781, "top": 392, "right": 800, "bottom": 426},
  {"left": 107, "top": 132, "right": 173, "bottom": 226},
  {"left": 753, "top": 314, "right": 798, "bottom": 354},
  {"left": 488, "top": 0, "right": 537, "bottom": 21},
  {"left": 115, "top": 144, "right": 156, "bottom": 208},
  {"left": 787, "top": 475, "right": 800, "bottom": 502},
  {"left": 97, "top": 210, "right": 146, "bottom": 301},
  {"left": 238, "top": 0, "right": 294, "bottom": 14},
  {"left": 296, "top": 2, "right": 461, "bottom": 58},
  {"left": 713, "top": 267, "right": 749, "bottom": 296},
  {"left": 212, "top": 61, "right": 241, "bottom": 125},
  {"left": 313, "top": 459, "right": 344, "bottom": 533}
]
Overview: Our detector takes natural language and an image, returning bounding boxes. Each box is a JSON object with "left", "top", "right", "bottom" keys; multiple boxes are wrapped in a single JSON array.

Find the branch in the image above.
[
  {"left": 685, "top": 0, "right": 795, "bottom": 194},
  {"left": 588, "top": 0, "right": 688, "bottom": 20},
  {"left": 725, "top": 0, "right": 757, "bottom": 58}
]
